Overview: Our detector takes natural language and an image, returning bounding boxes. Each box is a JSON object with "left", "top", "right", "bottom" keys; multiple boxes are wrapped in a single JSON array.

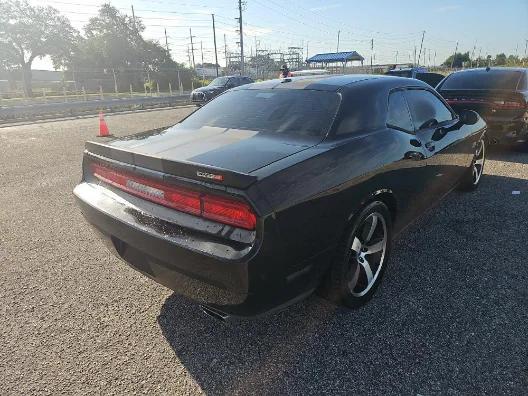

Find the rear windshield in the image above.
[
  {"left": 440, "top": 70, "right": 523, "bottom": 90},
  {"left": 179, "top": 89, "right": 341, "bottom": 138}
]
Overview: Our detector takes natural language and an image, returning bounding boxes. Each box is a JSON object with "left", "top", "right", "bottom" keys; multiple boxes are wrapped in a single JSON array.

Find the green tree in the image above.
[
  {"left": 494, "top": 53, "right": 507, "bottom": 66},
  {"left": 506, "top": 55, "right": 520, "bottom": 66},
  {"left": 443, "top": 52, "right": 471, "bottom": 68},
  {"left": 0, "top": 0, "right": 78, "bottom": 96},
  {"left": 68, "top": 4, "right": 185, "bottom": 91}
]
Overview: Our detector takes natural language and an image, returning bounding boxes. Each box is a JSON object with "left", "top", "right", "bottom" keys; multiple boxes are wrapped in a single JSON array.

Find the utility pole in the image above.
[
  {"left": 237, "top": 0, "right": 244, "bottom": 74},
  {"left": 413, "top": 46, "right": 417, "bottom": 66},
  {"left": 370, "top": 38, "right": 374, "bottom": 72},
  {"left": 395, "top": 50, "right": 398, "bottom": 64},
  {"left": 164, "top": 28, "right": 169, "bottom": 52},
  {"left": 224, "top": 34, "right": 228, "bottom": 69},
  {"left": 450, "top": 41, "right": 459, "bottom": 69},
  {"left": 434, "top": 50, "right": 437, "bottom": 67},
  {"left": 189, "top": 28, "right": 196, "bottom": 69},
  {"left": 417, "top": 30, "right": 425, "bottom": 66},
  {"left": 187, "top": 45, "right": 191, "bottom": 68},
  {"left": 200, "top": 41, "right": 205, "bottom": 83},
  {"left": 131, "top": 3, "right": 138, "bottom": 86},
  {"left": 131, "top": 5, "right": 137, "bottom": 32},
  {"left": 471, "top": 42, "right": 476, "bottom": 67},
  {"left": 337, "top": 30, "right": 341, "bottom": 52},
  {"left": 524, "top": 40, "right": 528, "bottom": 66},
  {"left": 254, "top": 36, "right": 259, "bottom": 79},
  {"left": 212, "top": 14, "right": 219, "bottom": 77},
  {"left": 428, "top": 48, "right": 431, "bottom": 67}
]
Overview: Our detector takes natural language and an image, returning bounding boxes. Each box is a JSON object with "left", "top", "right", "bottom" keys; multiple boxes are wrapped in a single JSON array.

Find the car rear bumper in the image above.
[
  {"left": 74, "top": 182, "right": 319, "bottom": 317},
  {"left": 486, "top": 119, "right": 528, "bottom": 144}
]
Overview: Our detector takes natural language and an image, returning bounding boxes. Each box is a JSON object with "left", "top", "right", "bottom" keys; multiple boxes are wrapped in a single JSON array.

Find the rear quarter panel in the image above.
[{"left": 251, "top": 128, "right": 421, "bottom": 276}]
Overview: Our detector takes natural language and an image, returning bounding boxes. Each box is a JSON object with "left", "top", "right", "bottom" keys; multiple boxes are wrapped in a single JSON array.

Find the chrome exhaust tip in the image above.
[{"left": 200, "top": 305, "right": 231, "bottom": 322}]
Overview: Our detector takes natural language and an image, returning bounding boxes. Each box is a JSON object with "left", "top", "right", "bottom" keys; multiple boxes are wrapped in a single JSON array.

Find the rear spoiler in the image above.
[{"left": 84, "top": 141, "right": 258, "bottom": 190}]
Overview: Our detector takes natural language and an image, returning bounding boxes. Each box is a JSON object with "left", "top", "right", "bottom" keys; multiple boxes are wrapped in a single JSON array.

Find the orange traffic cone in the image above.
[{"left": 97, "top": 111, "right": 111, "bottom": 137}]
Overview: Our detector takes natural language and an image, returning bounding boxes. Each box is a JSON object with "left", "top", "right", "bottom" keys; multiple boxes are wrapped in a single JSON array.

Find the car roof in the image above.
[
  {"left": 236, "top": 74, "right": 428, "bottom": 92},
  {"left": 450, "top": 67, "right": 527, "bottom": 74}
]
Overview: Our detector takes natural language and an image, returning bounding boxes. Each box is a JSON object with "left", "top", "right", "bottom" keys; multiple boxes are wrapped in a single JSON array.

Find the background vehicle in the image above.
[
  {"left": 290, "top": 69, "right": 330, "bottom": 77},
  {"left": 385, "top": 67, "right": 445, "bottom": 87},
  {"left": 437, "top": 67, "right": 528, "bottom": 146},
  {"left": 190, "top": 75, "right": 254, "bottom": 105},
  {"left": 75, "top": 75, "right": 486, "bottom": 319}
]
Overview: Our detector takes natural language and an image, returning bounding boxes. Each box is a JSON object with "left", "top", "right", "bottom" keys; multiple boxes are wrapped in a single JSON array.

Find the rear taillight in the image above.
[
  {"left": 91, "top": 163, "right": 256, "bottom": 230},
  {"left": 202, "top": 194, "right": 256, "bottom": 230}
]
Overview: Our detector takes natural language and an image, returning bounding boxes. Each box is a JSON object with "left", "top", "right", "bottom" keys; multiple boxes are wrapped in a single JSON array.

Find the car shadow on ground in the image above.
[
  {"left": 487, "top": 144, "right": 528, "bottom": 164},
  {"left": 157, "top": 173, "right": 528, "bottom": 395}
]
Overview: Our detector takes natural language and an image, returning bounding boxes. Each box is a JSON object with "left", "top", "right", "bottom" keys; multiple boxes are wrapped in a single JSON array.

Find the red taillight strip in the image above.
[
  {"left": 202, "top": 194, "right": 256, "bottom": 230},
  {"left": 91, "top": 163, "right": 256, "bottom": 230}
]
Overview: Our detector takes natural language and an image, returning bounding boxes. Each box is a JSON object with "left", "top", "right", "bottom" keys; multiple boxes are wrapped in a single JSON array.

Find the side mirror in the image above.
[
  {"left": 418, "top": 118, "right": 439, "bottom": 130},
  {"left": 458, "top": 109, "right": 479, "bottom": 125}
]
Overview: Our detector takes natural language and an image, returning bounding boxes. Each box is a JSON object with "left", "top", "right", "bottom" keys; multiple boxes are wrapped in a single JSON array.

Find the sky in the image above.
[{"left": 31, "top": 0, "right": 528, "bottom": 70}]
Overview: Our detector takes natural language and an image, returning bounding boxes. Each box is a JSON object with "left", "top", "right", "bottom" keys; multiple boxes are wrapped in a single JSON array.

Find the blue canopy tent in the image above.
[{"left": 306, "top": 51, "right": 364, "bottom": 67}]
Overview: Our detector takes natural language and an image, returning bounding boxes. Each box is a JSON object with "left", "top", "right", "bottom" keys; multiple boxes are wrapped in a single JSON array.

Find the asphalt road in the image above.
[{"left": 1, "top": 109, "right": 527, "bottom": 395}]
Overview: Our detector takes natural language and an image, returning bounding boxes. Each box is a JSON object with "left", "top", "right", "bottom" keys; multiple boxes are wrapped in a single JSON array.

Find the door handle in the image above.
[
  {"left": 405, "top": 151, "right": 425, "bottom": 161},
  {"left": 425, "top": 141, "right": 435, "bottom": 152}
]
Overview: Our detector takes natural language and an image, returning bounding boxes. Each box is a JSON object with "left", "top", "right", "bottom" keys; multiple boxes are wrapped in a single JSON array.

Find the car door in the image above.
[
  {"left": 385, "top": 89, "right": 434, "bottom": 227},
  {"left": 403, "top": 88, "right": 471, "bottom": 202}
]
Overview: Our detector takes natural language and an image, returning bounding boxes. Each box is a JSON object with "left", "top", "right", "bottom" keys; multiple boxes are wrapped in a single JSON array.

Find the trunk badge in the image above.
[{"left": 196, "top": 171, "right": 224, "bottom": 182}]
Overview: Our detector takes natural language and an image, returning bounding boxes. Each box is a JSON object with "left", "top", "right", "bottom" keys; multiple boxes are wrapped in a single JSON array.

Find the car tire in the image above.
[
  {"left": 458, "top": 137, "right": 485, "bottom": 191},
  {"left": 320, "top": 201, "right": 393, "bottom": 308}
]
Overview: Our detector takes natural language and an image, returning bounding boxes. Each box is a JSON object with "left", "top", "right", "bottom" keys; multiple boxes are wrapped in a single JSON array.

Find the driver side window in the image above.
[{"left": 404, "top": 89, "right": 454, "bottom": 130}]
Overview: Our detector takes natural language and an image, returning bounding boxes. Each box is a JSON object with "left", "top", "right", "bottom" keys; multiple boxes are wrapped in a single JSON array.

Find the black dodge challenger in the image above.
[{"left": 74, "top": 75, "right": 486, "bottom": 319}]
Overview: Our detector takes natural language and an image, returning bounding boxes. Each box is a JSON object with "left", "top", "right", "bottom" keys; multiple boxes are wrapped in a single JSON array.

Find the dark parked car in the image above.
[
  {"left": 385, "top": 67, "right": 445, "bottom": 87},
  {"left": 190, "top": 75, "right": 253, "bottom": 105},
  {"left": 74, "top": 75, "right": 486, "bottom": 320},
  {"left": 437, "top": 67, "right": 528, "bottom": 146}
]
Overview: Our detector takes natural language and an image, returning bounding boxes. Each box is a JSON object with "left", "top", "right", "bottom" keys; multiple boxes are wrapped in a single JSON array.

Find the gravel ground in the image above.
[{"left": 0, "top": 110, "right": 527, "bottom": 395}]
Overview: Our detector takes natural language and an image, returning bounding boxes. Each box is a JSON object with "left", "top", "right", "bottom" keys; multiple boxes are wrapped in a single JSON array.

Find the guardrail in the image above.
[{"left": 0, "top": 94, "right": 191, "bottom": 124}]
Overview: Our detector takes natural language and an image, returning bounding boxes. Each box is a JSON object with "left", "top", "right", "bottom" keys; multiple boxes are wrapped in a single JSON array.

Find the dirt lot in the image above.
[{"left": 0, "top": 108, "right": 527, "bottom": 395}]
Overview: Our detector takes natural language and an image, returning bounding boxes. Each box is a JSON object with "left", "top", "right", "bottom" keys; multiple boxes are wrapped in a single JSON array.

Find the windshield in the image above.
[
  {"left": 209, "top": 77, "right": 229, "bottom": 86},
  {"left": 441, "top": 70, "right": 523, "bottom": 90},
  {"left": 179, "top": 89, "right": 341, "bottom": 137}
]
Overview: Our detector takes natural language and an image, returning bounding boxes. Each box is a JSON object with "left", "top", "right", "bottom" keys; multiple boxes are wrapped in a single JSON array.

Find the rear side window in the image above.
[
  {"left": 404, "top": 89, "right": 453, "bottom": 130},
  {"left": 440, "top": 70, "right": 523, "bottom": 90},
  {"left": 334, "top": 85, "right": 386, "bottom": 136},
  {"left": 387, "top": 91, "right": 414, "bottom": 132},
  {"left": 179, "top": 89, "right": 341, "bottom": 138}
]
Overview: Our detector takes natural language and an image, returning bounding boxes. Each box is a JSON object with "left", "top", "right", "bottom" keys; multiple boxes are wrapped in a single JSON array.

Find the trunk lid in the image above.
[{"left": 85, "top": 125, "right": 319, "bottom": 189}]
